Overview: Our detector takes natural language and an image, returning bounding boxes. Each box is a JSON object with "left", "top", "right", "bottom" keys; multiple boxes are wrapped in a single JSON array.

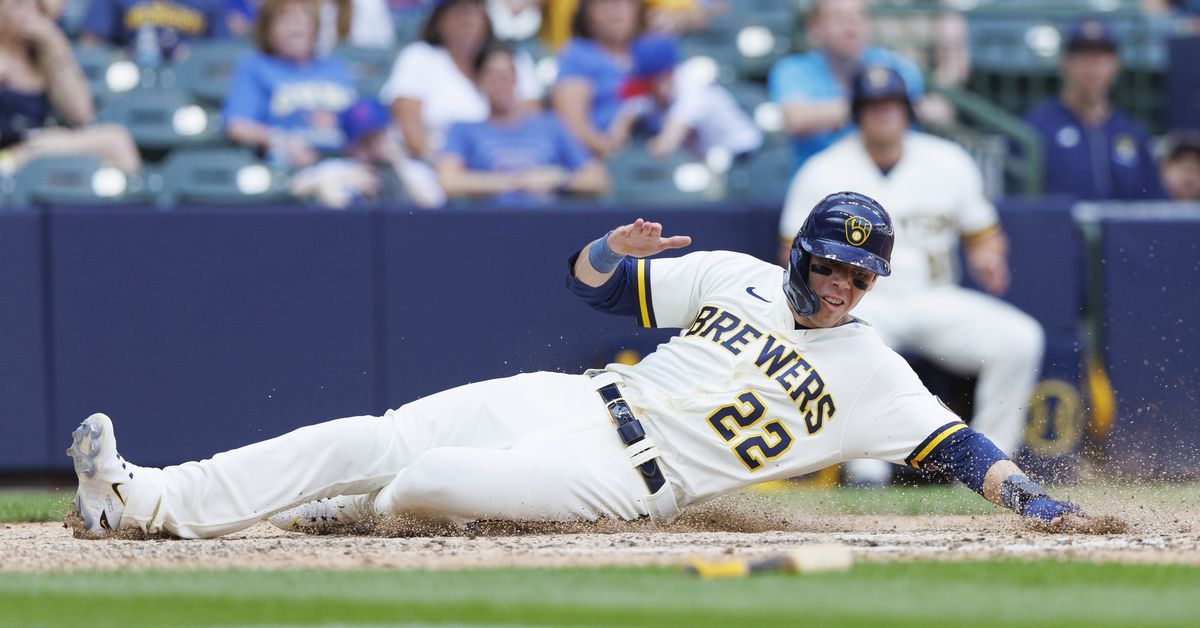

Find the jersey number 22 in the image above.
[{"left": 706, "top": 391, "right": 795, "bottom": 472}]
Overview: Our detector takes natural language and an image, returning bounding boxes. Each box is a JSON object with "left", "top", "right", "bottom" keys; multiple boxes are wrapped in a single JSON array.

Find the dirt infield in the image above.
[{"left": 3, "top": 488, "right": 1198, "bottom": 573}]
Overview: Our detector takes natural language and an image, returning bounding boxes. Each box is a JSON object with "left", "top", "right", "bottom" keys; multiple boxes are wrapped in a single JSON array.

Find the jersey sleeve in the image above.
[
  {"left": 566, "top": 250, "right": 723, "bottom": 329},
  {"left": 947, "top": 143, "right": 1000, "bottom": 238},
  {"left": 840, "top": 350, "right": 965, "bottom": 466}
]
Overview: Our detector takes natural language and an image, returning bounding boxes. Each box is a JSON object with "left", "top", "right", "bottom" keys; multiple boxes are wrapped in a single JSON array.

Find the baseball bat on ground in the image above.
[{"left": 683, "top": 543, "right": 854, "bottom": 579}]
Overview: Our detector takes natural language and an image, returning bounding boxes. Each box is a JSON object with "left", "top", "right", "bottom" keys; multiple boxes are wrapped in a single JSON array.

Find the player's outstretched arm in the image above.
[
  {"left": 573, "top": 219, "right": 692, "bottom": 288},
  {"left": 912, "top": 424, "right": 1126, "bottom": 534}
]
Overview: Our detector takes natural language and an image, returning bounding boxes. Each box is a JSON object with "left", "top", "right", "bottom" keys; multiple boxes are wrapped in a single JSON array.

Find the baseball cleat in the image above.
[
  {"left": 66, "top": 413, "right": 137, "bottom": 534},
  {"left": 268, "top": 495, "right": 371, "bottom": 533}
]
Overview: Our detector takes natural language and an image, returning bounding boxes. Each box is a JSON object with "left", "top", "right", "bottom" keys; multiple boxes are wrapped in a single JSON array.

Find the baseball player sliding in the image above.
[
  {"left": 68, "top": 193, "right": 1111, "bottom": 538},
  {"left": 779, "top": 66, "right": 1044, "bottom": 486}
]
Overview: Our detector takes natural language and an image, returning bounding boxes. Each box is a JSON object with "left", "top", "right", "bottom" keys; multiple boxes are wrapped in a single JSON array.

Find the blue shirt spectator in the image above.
[
  {"left": 556, "top": 36, "right": 625, "bottom": 132},
  {"left": 223, "top": 51, "right": 358, "bottom": 153},
  {"left": 551, "top": 0, "right": 653, "bottom": 158},
  {"left": 443, "top": 113, "right": 593, "bottom": 205},
  {"left": 1019, "top": 17, "right": 1165, "bottom": 200},
  {"left": 439, "top": 41, "right": 610, "bottom": 204},
  {"left": 80, "top": 0, "right": 228, "bottom": 62},
  {"left": 769, "top": 47, "right": 922, "bottom": 170}
]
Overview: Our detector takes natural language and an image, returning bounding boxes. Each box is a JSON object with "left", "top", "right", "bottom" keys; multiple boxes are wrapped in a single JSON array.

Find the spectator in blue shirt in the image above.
[
  {"left": 552, "top": 0, "right": 661, "bottom": 158},
  {"left": 1021, "top": 18, "right": 1165, "bottom": 200},
  {"left": 439, "top": 41, "right": 610, "bottom": 205},
  {"left": 767, "top": 0, "right": 923, "bottom": 171},
  {"left": 223, "top": 0, "right": 361, "bottom": 169},
  {"left": 79, "top": 0, "right": 228, "bottom": 63}
]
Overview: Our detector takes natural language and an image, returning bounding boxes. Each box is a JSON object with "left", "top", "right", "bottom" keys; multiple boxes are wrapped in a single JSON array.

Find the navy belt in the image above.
[{"left": 598, "top": 383, "right": 667, "bottom": 495}]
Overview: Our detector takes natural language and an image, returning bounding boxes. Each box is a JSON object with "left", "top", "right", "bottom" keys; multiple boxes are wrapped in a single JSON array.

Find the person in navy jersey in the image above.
[
  {"left": 1021, "top": 17, "right": 1165, "bottom": 200},
  {"left": 438, "top": 41, "right": 610, "bottom": 205},
  {"left": 552, "top": 0, "right": 670, "bottom": 158},
  {"left": 223, "top": 0, "right": 363, "bottom": 169},
  {"left": 80, "top": 0, "right": 228, "bottom": 62}
]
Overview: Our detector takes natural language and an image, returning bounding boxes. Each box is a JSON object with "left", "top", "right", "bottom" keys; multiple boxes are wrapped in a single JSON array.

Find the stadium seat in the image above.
[
  {"left": 725, "top": 143, "right": 794, "bottom": 202},
  {"left": 154, "top": 147, "right": 289, "bottom": 207},
  {"left": 73, "top": 43, "right": 134, "bottom": 107},
  {"left": 7, "top": 156, "right": 151, "bottom": 207},
  {"left": 735, "top": 9, "right": 795, "bottom": 80},
  {"left": 173, "top": 40, "right": 254, "bottom": 105},
  {"left": 98, "top": 88, "right": 224, "bottom": 152},
  {"left": 334, "top": 45, "right": 399, "bottom": 99},
  {"left": 606, "top": 144, "right": 716, "bottom": 205}
]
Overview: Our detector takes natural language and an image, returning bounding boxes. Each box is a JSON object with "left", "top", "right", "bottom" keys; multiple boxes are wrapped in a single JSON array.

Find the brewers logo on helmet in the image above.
[{"left": 845, "top": 216, "right": 872, "bottom": 246}]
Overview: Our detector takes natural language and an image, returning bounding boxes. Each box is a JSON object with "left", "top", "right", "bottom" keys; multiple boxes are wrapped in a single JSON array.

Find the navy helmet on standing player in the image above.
[
  {"left": 850, "top": 65, "right": 918, "bottom": 125},
  {"left": 783, "top": 191, "right": 895, "bottom": 317}
]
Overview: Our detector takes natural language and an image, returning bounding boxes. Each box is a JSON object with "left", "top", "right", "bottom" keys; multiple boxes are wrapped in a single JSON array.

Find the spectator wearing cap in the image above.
[
  {"left": 1161, "top": 129, "right": 1200, "bottom": 201},
  {"left": 607, "top": 35, "right": 761, "bottom": 160},
  {"left": 80, "top": 0, "right": 228, "bottom": 63},
  {"left": 767, "top": 0, "right": 924, "bottom": 172},
  {"left": 1021, "top": 17, "right": 1165, "bottom": 200},
  {"left": 437, "top": 41, "right": 609, "bottom": 205},
  {"left": 552, "top": 0, "right": 668, "bottom": 158},
  {"left": 778, "top": 65, "right": 1042, "bottom": 487}
]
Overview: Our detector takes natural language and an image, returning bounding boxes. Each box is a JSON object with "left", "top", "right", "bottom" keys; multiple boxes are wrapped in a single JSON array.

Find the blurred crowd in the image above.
[{"left": 2, "top": 0, "right": 1200, "bottom": 208}]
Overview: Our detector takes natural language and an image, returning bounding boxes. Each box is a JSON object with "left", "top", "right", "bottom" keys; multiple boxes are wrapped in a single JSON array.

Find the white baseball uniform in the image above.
[
  {"left": 117, "top": 251, "right": 963, "bottom": 539},
  {"left": 779, "top": 132, "right": 1044, "bottom": 483}
]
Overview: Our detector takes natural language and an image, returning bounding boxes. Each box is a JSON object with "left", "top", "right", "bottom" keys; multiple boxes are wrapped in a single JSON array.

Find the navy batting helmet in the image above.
[
  {"left": 850, "top": 65, "right": 916, "bottom": 125},
  {"left": 783, "top": 191, "right": 894, "bottom": 317}
]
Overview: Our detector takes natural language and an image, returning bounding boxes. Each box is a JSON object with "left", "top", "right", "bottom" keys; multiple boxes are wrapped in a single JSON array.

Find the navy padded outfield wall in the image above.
[
  {"left": 47, "top": 206, "right": 380, "bottom": 468},
  {"left": 0, "top": 210, "right": 49, "bottom": 470},
  {"left": 1098, "top": 208, "right": 1200, "bottom": 476}
]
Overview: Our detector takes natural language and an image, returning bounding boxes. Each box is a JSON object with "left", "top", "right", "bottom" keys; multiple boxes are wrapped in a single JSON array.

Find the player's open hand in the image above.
[{"left": 608, "top": 219, "right": 692, "bottom": 258}]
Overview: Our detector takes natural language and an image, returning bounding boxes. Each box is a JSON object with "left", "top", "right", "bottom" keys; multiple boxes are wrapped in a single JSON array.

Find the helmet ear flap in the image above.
[{"left": 783, "top": 243, "right": 820, "bottom": 317}]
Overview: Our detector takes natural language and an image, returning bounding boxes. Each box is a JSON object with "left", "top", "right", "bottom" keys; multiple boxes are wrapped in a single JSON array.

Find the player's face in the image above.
[
  {"left": 795, "top": 256, "right": 876, "bottom": 328},
  {"left": 858, "top": 99, "right": 908, "bottom": 147}
]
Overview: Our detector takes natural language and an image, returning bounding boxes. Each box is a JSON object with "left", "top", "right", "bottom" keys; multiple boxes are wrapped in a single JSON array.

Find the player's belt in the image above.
[{"left": 597, "top": 383, "right": 667, "bottom": 495}]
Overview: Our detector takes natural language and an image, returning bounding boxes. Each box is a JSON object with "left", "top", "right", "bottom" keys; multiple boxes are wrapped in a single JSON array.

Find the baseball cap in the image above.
[
  {"left": 1064, "top": 17, "right": 1118, "bottom": 53},
  {"left": 849, "top": 65, "right": 915, "bottom": 123},
  {"left": 1164, "top": 129, "right": 1200, "bottom": 161},
  {"left": 631, "top": 35, "right": 679, "bottom": 79},
  {"left": 618, "top": 36, "right": 679, "bottom": 100},
  {"left": 340, "top": 99, "right": 390, "bottom": 146}
]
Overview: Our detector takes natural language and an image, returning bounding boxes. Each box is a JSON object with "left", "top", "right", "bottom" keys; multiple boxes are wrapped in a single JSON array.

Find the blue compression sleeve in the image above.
[
  {"left": 906, "top": 422, "right": 1010, "bottom": 495},
  {"left": 565, "top": 251, "right": 643, "bottom": 317}
]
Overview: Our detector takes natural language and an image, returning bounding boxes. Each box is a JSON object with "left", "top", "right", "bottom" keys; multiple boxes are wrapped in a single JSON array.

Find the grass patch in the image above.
[
  {"left": 1, "top": 561, "right": 1198, "bottom": 626},
  {"left": 0, "top": 490, "right": 70, "bottom": 523}
]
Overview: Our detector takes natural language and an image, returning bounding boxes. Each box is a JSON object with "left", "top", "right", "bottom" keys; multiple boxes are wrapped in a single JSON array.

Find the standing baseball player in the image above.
[
  {"left": 778, "top": 67, "right": 1044, "bottom": 487},
  {"left": 69, "top": 193, "right": 1102, "bottom": 539}
]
